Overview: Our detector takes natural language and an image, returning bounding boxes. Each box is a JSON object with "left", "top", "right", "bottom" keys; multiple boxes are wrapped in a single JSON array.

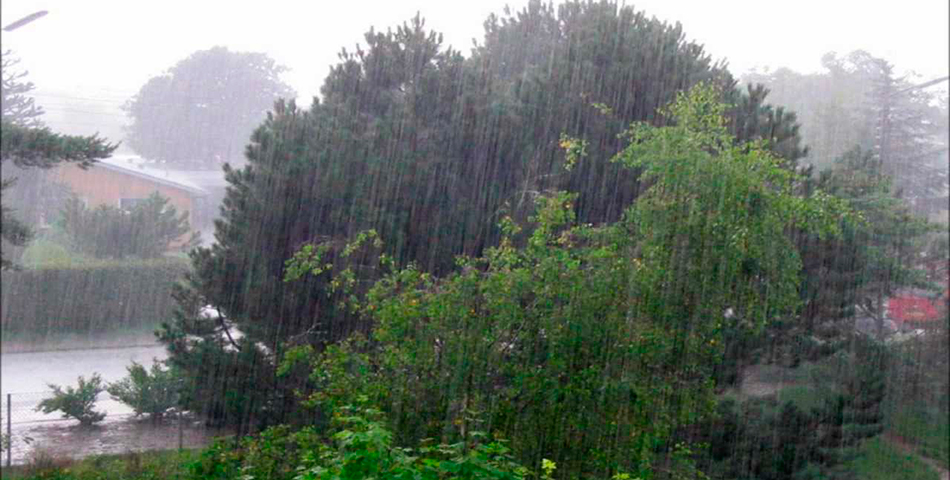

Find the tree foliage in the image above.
[
  {"left": 107, "top": 360, "right": 180, "bottom": 422},
  {"left": 0, "top": 121, "right": 115, "bottom": 170},
  {"left": 164, "top": 3, "right": 811, "bottom": 379},
  {"left": 1, "top": 50, "right": 117, "bottom": 270},
  {"left": 273, "top": 84, "right": 845, "bottom": 479},
  {"left": 35, "top": 373, "right": 107, "bottom": 427},
  {"left": 742, "top": 51, "right": 948, "bottom": 206},
  {"left": 799, "top": 148, "right": 936, "bottom": 338},
  {"left": 124, "top": 46, "right": 296, "bottom": 169},
  {"left": 1, "top": 50, "right": 44, "bottom": 128},
  {"left": 58, "top": 192, "right": 197, "bottom": 259}
]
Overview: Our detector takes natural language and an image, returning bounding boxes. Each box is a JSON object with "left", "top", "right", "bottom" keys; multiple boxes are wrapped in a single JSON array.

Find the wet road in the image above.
[
  {"left": 1, "top": 344, "right": 167, "bottom": 396},
  {"left": 1, "top": 344, "right": 178, "bottom": 464}
]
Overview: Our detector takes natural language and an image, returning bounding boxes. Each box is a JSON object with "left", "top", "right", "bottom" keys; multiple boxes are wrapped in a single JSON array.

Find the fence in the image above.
[{"left": 1, "top": 391, "right": 193, "bottom": 467}]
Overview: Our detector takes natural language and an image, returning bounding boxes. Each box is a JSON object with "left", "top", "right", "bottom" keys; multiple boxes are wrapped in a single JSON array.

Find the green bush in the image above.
[
  {"left": 308, "top": 405, "right": 528, "bottom": 480},
  {"left": 887, "top": 405, "right": 950, "bottom": 467},
  {"left": 1, "top": 258, "right": 190, "bottom": 342},
  {"left": 106, "top": 360, "right": 180, "bottom": 422},
  {"left": 35, "top": 373, "right": 106, "bottom": 427},
  {"left": 58, "top": 193, "right": 197, "bottom": 259},
  {"left": 697, "top": 396, "right": 821, "bottom": 480},
  {"left": 841, "top": 436, "right": 940, "bottom": 480},
  {"left": 186, "top": 404, "right": 528, "bottom": 480},
  {"left": 18, "top": 238, "right": 75, "bottom": 268}
]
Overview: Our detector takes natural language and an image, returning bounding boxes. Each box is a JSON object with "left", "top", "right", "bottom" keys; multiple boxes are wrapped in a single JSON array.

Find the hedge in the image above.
[{"left": 1, "top": 258, "right": 190, "bottom": 342}]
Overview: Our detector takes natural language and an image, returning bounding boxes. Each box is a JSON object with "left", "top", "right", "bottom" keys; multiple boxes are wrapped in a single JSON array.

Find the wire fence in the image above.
[
  {"left": 2, "top": 391, "right": 135, "bottom": 425},
  {"left": 0, "top": 391, "right": 199, "bottom": 467}
]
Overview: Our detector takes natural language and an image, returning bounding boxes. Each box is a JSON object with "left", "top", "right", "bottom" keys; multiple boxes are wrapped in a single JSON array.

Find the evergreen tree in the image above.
[
  {"left": 1, "top": 120, "right": 116, "bottom": 269},
  {"left": 800, "top": 148, "right": 934, "bottom": 341},
  {"left": 814, "top": 337, "right": 889, "bottom": 478},
  {"left": 161, "top": 2, "right": 814, "bottom": 428},
  {"left": 276, "top": 84, "right": 845, "bottom": 478},
  {"left": 741, "top": 50, "right": 948, "bottom": 205},
  {"left": 1, "top": 50, "right": 44, "bottom": 128},
  {"left": 866, "top": 57, "right": 947, "bottom": 203}
]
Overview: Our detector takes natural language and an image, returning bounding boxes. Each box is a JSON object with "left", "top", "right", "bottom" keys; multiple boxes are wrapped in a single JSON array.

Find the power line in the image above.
[
  {"left": 31, "top": 92, "right": 131, "bottom": 104},
  {"left": 890, "top": 76, "right": 950, "bottom": 97},
  {"left": 40, "top": 107, "right": 129, "bottom": 118}
]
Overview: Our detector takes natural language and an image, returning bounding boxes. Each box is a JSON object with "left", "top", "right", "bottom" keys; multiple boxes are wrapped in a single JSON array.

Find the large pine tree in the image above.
[{"left": 161, "top": 1, "right": 813, "bottom": 429}]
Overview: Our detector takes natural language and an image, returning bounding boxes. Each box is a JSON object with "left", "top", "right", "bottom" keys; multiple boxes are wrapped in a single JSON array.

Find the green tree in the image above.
[
  {"left": 168, "top": 0, "right": 805, "bottom": 349},
  {"left": 1, "top": 50, "right": 43, "bottom": 127},
  {"left": 2, "top": 52, "right": 76, "bottom": 234},
  {"left": 1, "top": 121, "right": 116, "bottom": 269},
  {"left": 162, "top": 3, "right": 813, "bottom": 432},
  {"left": 812, "top": 338, "right": 890, "bottom": 478},
  {"left": 799, "top": 148, "right": 935, "bottom": 342},
  {"left": 124, "top": 46, "right": 296, "bottom": 169},
  {"left": 279, "top": 84, "right": 845, "bottom": 479},
  {"left": 58, "top": 192, "right": 197, "bottom": 259},
  {"left": 1, "top": 50, "right": 116, "bottom": 270}
]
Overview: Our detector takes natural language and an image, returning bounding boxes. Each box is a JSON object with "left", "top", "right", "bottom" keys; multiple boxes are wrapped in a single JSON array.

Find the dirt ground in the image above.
[{"left": 8, "top": 414, "right": 232, "bottom": 466}]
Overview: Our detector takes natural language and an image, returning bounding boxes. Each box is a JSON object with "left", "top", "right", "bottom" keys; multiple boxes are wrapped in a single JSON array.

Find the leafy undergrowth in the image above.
[
  {"left": 0, "top": 449, "right": 197, "bottom": 480},
  {"left": 843, "top": 437, "right": 941, "bottom": 480},
  {"left": 3, "top": 416, "right": 944, "bottom": 480},
  {"left": 887, "top": 406, "right": 950, "bottom": 468},
  {"left": 2, "top": 405, "right": 534, "bottom": 480}
]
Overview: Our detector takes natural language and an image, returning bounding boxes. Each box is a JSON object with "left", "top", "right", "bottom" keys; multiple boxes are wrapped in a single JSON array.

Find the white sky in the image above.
[{"left": 2, "top": 0, "right": 947, "bottom": 141}]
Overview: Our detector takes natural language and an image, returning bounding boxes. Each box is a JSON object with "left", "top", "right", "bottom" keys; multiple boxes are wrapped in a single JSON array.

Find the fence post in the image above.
[
  {"left": 178, "top": 407, "right": 183, "bottom": 450},
  {"left": 6, "top": 393, "right": 11, "bottom": 467}
]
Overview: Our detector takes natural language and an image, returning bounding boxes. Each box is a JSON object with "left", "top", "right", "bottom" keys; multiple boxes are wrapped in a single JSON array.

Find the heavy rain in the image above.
[{"left": 0, "top": 1, "right": 947, "bottom": 479}]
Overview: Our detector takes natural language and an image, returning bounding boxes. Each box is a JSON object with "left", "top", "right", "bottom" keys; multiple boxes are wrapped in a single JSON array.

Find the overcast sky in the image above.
[{"left": 2, "top": 0, "right": 947, "bottom": 141}]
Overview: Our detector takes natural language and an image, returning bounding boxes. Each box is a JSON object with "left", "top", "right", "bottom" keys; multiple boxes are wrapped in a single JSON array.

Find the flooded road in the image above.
[
  {"left": 0, "top": 344, "right": 221, "bottom": 465},
  {"left": 1, "top": 344, "right": 167, "bottom": 396}
]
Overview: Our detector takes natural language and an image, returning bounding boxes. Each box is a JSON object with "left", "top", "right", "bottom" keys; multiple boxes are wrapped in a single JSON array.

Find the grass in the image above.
[
  {"left": 887, "top": 405, "right": 950, "bottom": 468},
  {"left": 18, "top": 238, "right": 191, "bottom": 270},
  {"left": 843, "top": 436, "right": 941, "bottom": 480},
  {"left": 776, "top": 384, "right": 824, "bottom": 413},
  {"left": 0, "top": 449, "right": 198, "bottom": 480}
]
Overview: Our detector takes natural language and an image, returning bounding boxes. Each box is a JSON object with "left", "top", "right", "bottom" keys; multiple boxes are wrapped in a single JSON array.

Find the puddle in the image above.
[{"left": 7, "top": 414, "right": 231, "bottom": 465}]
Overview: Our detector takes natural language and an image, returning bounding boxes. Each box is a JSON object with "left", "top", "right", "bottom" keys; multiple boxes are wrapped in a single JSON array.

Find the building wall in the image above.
[
  {"left": 53, "top": 163, "right": 196, "bottom": 224},
  {"left": 52, "top": 163, "right": 199, "bottom": 248}
]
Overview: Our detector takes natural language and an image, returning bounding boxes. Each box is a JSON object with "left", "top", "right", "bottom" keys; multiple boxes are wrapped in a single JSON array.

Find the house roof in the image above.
[
  {"left": 95, "top": 155, "right": 227, "bottom": 195},
  {"left": 888, "top": 294, "right": 941, "bottom": 324}
]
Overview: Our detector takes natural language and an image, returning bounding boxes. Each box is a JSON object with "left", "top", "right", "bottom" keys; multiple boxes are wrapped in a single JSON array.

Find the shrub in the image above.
[
  {"left": 58, "top": 192, "right": 197, "bottom": 259},
  {"left": 186, "top": 404, "right": 529, "bottom": 480},
  {"left": 36, "top": 373, "right": 106, "bottom": 426},
  {"left": 107, "top": 360, "right": 180, "bottom": 422},
  {"left": 841, "top": 436, "right": 941, "bottom": 480}
]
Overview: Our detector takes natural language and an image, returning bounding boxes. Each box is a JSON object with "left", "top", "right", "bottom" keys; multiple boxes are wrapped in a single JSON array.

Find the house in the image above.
[
  {"left": 887, "top": 289, "right": 947, "bottom": 331},
  {"left": 51, "top": 155, "right": 228, "bottom": 245}
]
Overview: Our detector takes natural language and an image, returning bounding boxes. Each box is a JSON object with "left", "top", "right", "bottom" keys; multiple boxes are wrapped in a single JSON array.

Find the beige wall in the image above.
[{"left": 53, "top": 163, "right": 198, "bottom": 247}]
